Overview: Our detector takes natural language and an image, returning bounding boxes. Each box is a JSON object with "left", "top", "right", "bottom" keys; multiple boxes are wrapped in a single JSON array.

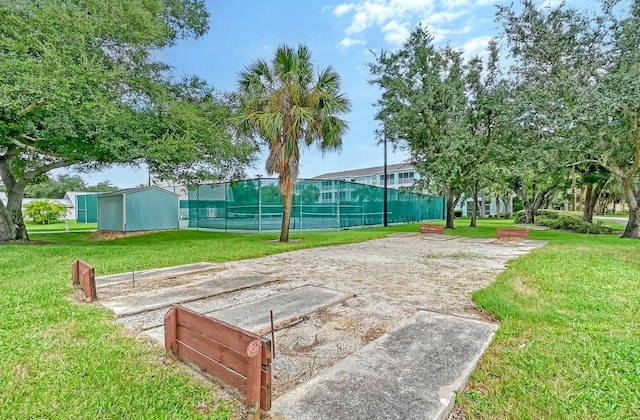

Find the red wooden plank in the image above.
[
  {"left": 169, "top": 306, "right": 272, "bottom": 411},
  {"left": 496, "top": 228, "right": 529, "bottom": 239},
  {"left": 177, "top": 341, "right": 247, "bottom": 392},
  {"left": 261, "top": 339, "right": 272, "bottom": 365},
  {"left": 420, "top": 224, "right": 444, "bottom": 234},
  {"left": 164, "top": 307, "right": 177, "bottom": 355},
  {"left": 245, "top": 340, "right": 262, "bottom": 410},
  {"left": 176, "top": 307, "right": 262, "bottom": 354},
  {"left": 260, "top": 365, "right": 272, "bottom": 411},
  {"left": 71, "top": 260, "right": 80, "bottom": 286},
  {"left": 81, "top": 266, "right": 97, "bottom": 301},
  {"left": 177, "top": 326, "right": 248, "bottom": 376}
]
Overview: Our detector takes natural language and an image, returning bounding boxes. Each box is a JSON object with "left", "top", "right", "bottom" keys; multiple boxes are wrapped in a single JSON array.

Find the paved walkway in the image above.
[{"left": 272, "top": 311, "right": 498, "bottom": 420}]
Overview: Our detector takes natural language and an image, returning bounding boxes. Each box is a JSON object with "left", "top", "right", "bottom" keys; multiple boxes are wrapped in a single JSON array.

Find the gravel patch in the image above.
[{"left": 114, "top": 234, "right": 545, "bottom": 399}]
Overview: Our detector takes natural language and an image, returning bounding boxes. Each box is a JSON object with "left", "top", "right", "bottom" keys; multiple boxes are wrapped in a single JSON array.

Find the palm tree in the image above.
[{"left": 237, "top": 44, "right": 350, "bottom": 241}]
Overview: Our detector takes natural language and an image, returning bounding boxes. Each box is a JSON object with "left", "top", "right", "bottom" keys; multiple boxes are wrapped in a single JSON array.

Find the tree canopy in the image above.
[{"left": 0, "top": 0, "right": 256, "bottom": 241}]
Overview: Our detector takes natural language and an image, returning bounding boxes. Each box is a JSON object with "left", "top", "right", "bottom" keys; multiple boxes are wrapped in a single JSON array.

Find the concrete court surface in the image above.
[
  {"left": 96, "top": 262, "right": 223, "bottom": 287},
  {"left": 271, "top": 311, "right": 498, "bottom": 420},
  {"left": 98, "top": 273, "right": 273, "bottom": 317},
  {"left": 142, "top": 285, "right": 355, "bottom": 342}
]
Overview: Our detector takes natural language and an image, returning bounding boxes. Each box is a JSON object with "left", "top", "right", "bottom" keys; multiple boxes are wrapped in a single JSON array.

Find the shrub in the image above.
[
  {"left": 535, "top": 210, "right": 612, "bottom": 234},
  {"left": 454, "top": 209, "right": 463, "bottom": 217},
  {"left": 515, "top": 209, "right": 611, "bottom": 234},
  {"left": 23, "top": 200, "right": 67, "bottom": 224}
]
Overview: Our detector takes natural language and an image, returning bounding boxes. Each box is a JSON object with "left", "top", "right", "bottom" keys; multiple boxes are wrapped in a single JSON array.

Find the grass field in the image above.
[
  {"left": 2, "top": 219, "right": 638, "bottom": 418},
  {"left": 25, "top": 219, "right": 97, "bottom": 232}
]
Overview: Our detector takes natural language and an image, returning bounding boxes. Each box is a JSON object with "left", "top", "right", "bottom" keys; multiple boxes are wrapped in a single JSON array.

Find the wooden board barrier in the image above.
[
  {"left": 164, "top": 305, "right": 272, "bottom": 412},
  {"left": 420, "top": 224, "right": 445, "bottom": 234},
  {"left": 496, "top": 228, "right": 529, "bottom": 240},
  {"left": 71, "top": 259, "right": 97, "bottom": 302}
]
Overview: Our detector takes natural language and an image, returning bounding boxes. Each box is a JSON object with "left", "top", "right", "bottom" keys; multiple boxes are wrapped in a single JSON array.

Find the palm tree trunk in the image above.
[{"left": 280, "top": 180, "right": 293, "bottom": 242}]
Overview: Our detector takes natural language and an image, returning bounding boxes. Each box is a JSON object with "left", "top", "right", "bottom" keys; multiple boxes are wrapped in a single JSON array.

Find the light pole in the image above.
[{"left": 383, "top": 137, "right": 388, "bottom": 227}]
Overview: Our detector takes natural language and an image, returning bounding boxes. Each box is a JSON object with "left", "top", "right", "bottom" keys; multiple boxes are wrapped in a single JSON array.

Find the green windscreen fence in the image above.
[
  {"left": 188, "top": 178, "right": 445, "bottom": 231},
  {"left": 76, "top": 193, "right": 98, "bottom": 223}
]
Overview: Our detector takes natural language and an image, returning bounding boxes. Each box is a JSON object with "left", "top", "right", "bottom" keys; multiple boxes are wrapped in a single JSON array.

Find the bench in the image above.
[
  {"left": 496, "top": 228, "right": 529, "bottom": 240},
  {"left": 420, "top": 224, "right": 445, "bottom": 234}
]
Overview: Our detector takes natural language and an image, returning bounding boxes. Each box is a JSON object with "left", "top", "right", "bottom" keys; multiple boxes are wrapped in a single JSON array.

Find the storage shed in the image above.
[{"left": 97, "top": 186, "right": 179, "bottom": 232}]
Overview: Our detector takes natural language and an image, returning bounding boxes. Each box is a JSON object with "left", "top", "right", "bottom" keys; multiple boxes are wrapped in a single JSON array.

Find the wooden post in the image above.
[
  {"left": 71, "top": 260, "right": 80, "bottom": 286},
  {"left": 246, "top": 339, "right": 262, "bottom": 419},
  {"left": 164, "top": 306, "right": 177, "bottom": 355},
  {"left": 81, "top": 266, "right": 97, "bottom": 302}
]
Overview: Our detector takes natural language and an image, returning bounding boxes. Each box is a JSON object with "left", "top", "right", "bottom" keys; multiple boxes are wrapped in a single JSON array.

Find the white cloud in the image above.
[
  {"left": 381, "top": 20, "right": 411, "bottom": 45},
  {"left": 333, "top": 0, "right": 490, "bottom": 48},
  {"left": 334, "top": 3, "right": 355, "bottom": 16},
  {"left": 425, "top": 10, "right": 468, "bottom": 26},
  {"left": 461, "top": 35, "right": 492, "bottom": 58},
  {"left": 539, "top": 0, "right": 563, "bottom": 9},
  {"left": 338, "top": 37, "right": 366, "bottom": 49}
]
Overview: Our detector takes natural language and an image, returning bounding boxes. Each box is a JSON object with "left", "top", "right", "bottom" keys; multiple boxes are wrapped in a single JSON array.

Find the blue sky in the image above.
[{"left": 75, "top": 0, "right": 570, "bottom": 188}]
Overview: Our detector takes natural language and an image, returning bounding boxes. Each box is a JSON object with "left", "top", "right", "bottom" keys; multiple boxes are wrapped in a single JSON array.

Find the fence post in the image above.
[
  {"left": 258, "top": 177, "right": 262, "bottom": 233},
  {"left": 336, "top": 181, "right": 341, "bottom": 230},
  {"left": 164, "top": 306, "right": 177, "bottom": 355}
]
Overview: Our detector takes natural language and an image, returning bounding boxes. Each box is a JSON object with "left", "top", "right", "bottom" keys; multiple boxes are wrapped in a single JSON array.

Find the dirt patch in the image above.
[
  {"left": 91, "top": 229, "right": 175, "bottom": 241},
  {"left": 115, "top": 234, "right": 544, "bottom": 402}
]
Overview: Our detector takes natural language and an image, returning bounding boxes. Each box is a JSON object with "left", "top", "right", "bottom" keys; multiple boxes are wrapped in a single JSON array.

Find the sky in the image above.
[{"left": 73, "top": 0, "right": 570, "bottom": 188}]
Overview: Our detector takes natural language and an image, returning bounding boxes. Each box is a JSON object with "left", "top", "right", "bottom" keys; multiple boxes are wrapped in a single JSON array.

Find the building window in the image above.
[
  {"left": 321, "top": 180, "right": 333, "bottom": 191},
  {"left": 321, "top": 192, "right": 333, "bottom": 200},
  {"left": 379, "top": 174, "right": 395, "bottom": 185},
  {"left": 339, "top": 191, "right": 347, "bottom": 201},
  {"left": 398, "top": 172, "right": 414, "bottom": 184}
]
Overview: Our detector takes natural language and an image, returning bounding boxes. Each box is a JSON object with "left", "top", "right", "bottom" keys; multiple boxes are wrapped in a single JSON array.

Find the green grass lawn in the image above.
[
  {"left": 25, "top": 219, "right": 97, "bottom": 232},
  {"left": 2, "top": 220, "right": 638, "bottom": 418}
]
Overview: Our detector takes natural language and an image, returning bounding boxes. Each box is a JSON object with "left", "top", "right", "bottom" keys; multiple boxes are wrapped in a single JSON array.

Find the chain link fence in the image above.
[{"left": 187, "top": 178, "right": 445, "bottom": 231}]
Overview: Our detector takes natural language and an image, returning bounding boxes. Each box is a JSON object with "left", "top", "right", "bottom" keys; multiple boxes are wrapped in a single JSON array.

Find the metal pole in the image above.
[
  {"left": 258, "top": 177, "right": 262, "bottom": 233},
  {"left": 336, "top": 181, "right": 341, "bottom": 230},
  {"left": 224, "top": 182, "right": 228, "bottom": 233},
  {"left": 383, "top": 137, "right": 388, "bottom": 227}
]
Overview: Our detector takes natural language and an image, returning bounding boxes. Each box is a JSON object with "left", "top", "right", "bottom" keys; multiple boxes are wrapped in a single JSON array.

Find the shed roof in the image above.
[{"left": 98, "top": 185, "right": 179, "bottom": 198}]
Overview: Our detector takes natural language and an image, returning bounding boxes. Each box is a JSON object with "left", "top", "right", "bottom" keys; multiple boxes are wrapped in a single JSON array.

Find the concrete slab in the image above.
[
  {"left": 421, "top": 234, "right": 459, "bottom": 241},
  {"left": 519, "top": 239, "right": 549, "bottom": 247},
  {"left": 142, "top": 285, "right": 355, "bottom": 343},
  {"left": 96, "top": 262, "right": 224, "bottom": 287},
  {"left": 99, "top": 274, "right": 271, "bottom": 317},
  {"left": 460, "top": 238, "right": 496, "bottom": 244},
  {"left": 271, "top": 311, "right": 498, "bottom": 420}
]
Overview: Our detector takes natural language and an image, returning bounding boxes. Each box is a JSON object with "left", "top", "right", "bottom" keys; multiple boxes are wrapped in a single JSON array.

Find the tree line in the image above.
[{"left": 370, "top": 0, "right": 640, "bottom": 238}]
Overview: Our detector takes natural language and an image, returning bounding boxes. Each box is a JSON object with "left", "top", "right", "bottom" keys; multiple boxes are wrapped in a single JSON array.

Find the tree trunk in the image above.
[
  {"left": 479, "top": 193, "right": 486, "bottom": 219},
  {"left": 495, "top": 196, "right": 501, "bottom": 218},
  {"left": 507, "top": 194, "right": 513, "bottom": 218},
  {"left": 445, "top": 187, "right": 456, "bottom": 229},
  {"left": 279, "top": 180, "right": 293, "bottom": 242},
  {"left": 524, "top": 205, "right": 535, "bottom": 224},
  {"left": 583, "top": 182, "right": 604, "bottom": 223},
  {"left": 619, "top": 176, "right": 640, "bottom": 239},
  {"left": 0, "top": 188, "right": 29, "bottom": 241},
  {"left": 470, "top": 182, "right": 478, "bottom": 227},
  {"left": 623, "top": 206, "right": 640, "bottom": 238}
]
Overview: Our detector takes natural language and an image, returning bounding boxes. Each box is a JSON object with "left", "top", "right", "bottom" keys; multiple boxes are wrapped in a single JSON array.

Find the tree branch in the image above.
[
  {"left": 17, "top": 159, "right": 77, "bottom": 189},
  {"left": 11, "top": 138, "right": 40, "bottom": 154},
  {"left": 18, "top": 99, "right": 47, "bottom": 118}
]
